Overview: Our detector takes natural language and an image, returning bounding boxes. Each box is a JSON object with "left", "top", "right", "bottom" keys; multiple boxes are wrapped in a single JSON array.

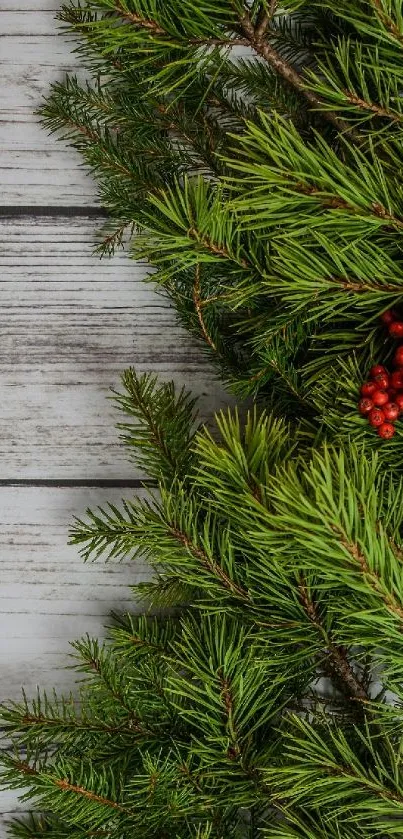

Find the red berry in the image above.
[
  {"left": 372, "top": 390, "right": 389, "bottom": 406},
  {"left": 369, "top": 408, "right": 385, "bottom": 427},
  {"left": 389, "top": 321, "right": 403, "bottom": 338},
  {"left": 394, "top": 347, "right": 403, "bottom": 366},
  {"left": 391, "top": 371, "right": 403, "bottom": 390},
  {"left": 388, "top": 388, "right": 397, "bottom": 399},
  {"left": 370, "top": 364, "right": 388, "bottom": 378},
  {"left": 361, "top": 381, "right": 377, "bottom": 397},
  {"left": 395, "top": 394, "right": 403, "bottom": 409},
  {"left": 358, "top": 398, "right": 374, "bottom": 415},
  {"left": 383, "top": 402, "right": 400, "bottom": 421},
  {"left": 378, "top": 422, "right": 395, "bottom": 439},
  {"left": 380, "top": 309, "right": 397, "bottom": 325},
  {"left": 373, "top": 373, "right": 389, "bottom": 389}
]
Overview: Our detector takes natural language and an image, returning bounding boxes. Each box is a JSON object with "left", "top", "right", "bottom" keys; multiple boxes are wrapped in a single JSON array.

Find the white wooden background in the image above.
[{"left": 0, "top": 3, "right": 228, "bottom": 830}]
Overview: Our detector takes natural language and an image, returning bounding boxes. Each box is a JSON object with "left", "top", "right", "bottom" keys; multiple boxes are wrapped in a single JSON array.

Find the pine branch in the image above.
[
  {"left": 298, "top": 578, "right": 369, "bottom": 704},
  {"left": 112, "top": 368, "right": 200, "bottom": 483},
  {"left": 193, "top": 264, "right": 217, "bottom": 350},
  {"left": 238, "top": 9, "right": 352, "bottom": 134},
  {"left": 168, "top": 523, "right": 249, "bottom": 601}
]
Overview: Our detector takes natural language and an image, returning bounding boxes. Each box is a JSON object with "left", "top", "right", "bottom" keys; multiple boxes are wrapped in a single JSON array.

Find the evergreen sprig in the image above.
[
  {"left": 38, "top": 0, "right": 403, "bottom": 414},
  {"left": 3, "top": 374, "right": 403, "bottom": 837},
  {"left": 5, "top": 3, "right": 403, "bottom": 837}
]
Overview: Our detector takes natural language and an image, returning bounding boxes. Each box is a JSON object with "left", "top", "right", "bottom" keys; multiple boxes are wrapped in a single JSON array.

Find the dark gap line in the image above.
[
  {"left": 0, "top": 479, "right": 154, "bottom": 488},
  {"left": 0, "top": 206, "right": 108, "bottom": 218}
]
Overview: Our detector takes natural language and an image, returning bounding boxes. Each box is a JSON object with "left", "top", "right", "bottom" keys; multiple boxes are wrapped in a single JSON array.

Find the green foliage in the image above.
[
  {"left": 3, "top": 375, "right": 403, "bottom": 837},
  {"left": 39, "top": 0, "right": 403, "bottom": 411},
  {"left": 112, "top": 368, "right": 200, "bottom": 483},
  {"left": 6, "top": 2, "right": 403, "bottom": 837}
]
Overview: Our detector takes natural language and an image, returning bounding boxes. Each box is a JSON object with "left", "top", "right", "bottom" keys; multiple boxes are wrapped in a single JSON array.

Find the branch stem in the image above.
[
  {"left": 193, "top": 264, "right": 217, "bottom": 350},
  {"left": 298, "top": 577, "right": 369, "bottom": 703},
  {"left": 239, "top": 10, "right": 352, "bottom": 135}
]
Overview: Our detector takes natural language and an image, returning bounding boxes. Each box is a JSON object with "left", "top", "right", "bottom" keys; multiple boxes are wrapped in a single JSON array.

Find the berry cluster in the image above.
[
  {"left": 359, "top": 343, "right": 403, "bottom": 438},
  {"left": 380, "top": 308, "right": 403, "bottom": 337}
]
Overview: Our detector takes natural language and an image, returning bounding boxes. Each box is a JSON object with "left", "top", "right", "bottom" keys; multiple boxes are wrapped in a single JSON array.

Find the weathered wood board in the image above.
[
  {"left": 0, "top": 484, "right": 146, "bottom": 696},
  {"left": 0, "top": 215, "right": 227, "bottom": 479},
  {"left": 0, "top": 3, "right": 230, "bottom": 831},
  {"left": 1, "top": 4, "right": 98, "bottom": 205}
]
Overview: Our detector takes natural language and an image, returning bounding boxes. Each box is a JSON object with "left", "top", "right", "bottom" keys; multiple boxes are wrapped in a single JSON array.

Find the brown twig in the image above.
[
  {"left": 344, "top": 90, "right": 403, "bottom": 123},
  {"left": 115, "top": 1, "right": 165, "bottom": 34},
  {"left": 238, "top": 10, "right": 353, "bottom": 135},
  {"left": 188, "top": 227, "right": 250, "bottom": 270},
  {"left": 254, "top": 11, "right": 270, "bottom": 41},
  {"left": 193, "top": 264, "right": 217, "bottom": 350},
  {"left": 332, "top": 276, "right": 401, "bottom": 294},
  {"left": 371, "top": 201, "right": 403, "bottom": 228},
  {"left": 55, "top": 779, "right": 128, "bottom": 811},
  {"left": 99, "top": 221, "right": 133, "bottom": 253},
  {"left": 116, "top": 1, "right": 249, "bottom": 47},
  {"left": 21, "top": 713, "right": 139, "bottom": 736},
  {"left": 188, "top": 37, "right": 250, "bottom": 47},
  {"left": 298, "top": 577, "right": 369, "bottom": 703},
  {"left": 317, "top": 760, "right": 403, "bottom": 805},
  {"left": 85, "top": 655, "right": 152, "bottom": 733},
  {"left": 170, "top": 524, "right": 249, "bottom": 600},
  {"left": 371, "top": 0, "right": 403, "bottom": 45},
  {"left": 335, "top": 529, "right": 403, "bottom": 623},
  {"left": 14, "top": 760, "right": 132, "bottom": 812},
  {"left": 279, "top": 180, "right": 403, "bottom": 229}
]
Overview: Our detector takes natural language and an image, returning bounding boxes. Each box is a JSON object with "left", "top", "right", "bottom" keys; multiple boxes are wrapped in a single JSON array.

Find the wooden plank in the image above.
[
  {"left": 1, "top": 2, "right": 98, "bottom": 205},
  {"left": 0, "top": 484, "right": 149, "bottom": 700},
  {"left": 0, "top": 481, "right": 149, "bottom": 828},
  {"left": 0, "top": 803, "right": 30, "bottom": 833},
  {"left": 0, "top": 8, "right": 251, "bottom": 205},
  {"left": 0, "top": 215, "right": 229, "bottom": 479},
  {"left": 0, "top": 5, "right": 231, "bottom": 829}
]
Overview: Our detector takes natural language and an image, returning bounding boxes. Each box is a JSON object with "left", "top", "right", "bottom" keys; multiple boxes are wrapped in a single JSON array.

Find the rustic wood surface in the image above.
[{"left": 0, "top": 4, "right": 229, "bottom": 831}]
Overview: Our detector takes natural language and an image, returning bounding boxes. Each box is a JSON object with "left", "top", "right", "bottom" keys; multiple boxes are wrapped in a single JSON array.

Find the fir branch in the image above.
[
  {"left": 343, "top": 89, "right": 403, "bottom": 123},
  {"left": 187, "top": 227, "right": 252, "bottom": 270},
  {"left": 334, "top": 527, "right": 403, "bottom": 624},
  {"left": 169, "top": 524, "right": 249, "bottom": 601},
  {"left": 238, "top": 9, "right": 352, "bottom": 134},
  {"left": 17, "top": 714, "right": 136, "bottom": 737},
  {"left": 112, "top": 368, "right": 199, "bottom": 483},
  {"left": 193, "top": 264, "right": 217, "bottom": 351},
  {"left": 116, "top": 0, "right": 250, "bottom": 46},
  {"left": 52, "top": 779, "right": 126, "bottom": 812},
  {"left": 114, "top": 1, "right": 165, "bottom": 34},
  {"left": 297, "top": 578, "right": 369, "bottom": 704},
  {"left": 371, "top": 0, "right": 403, "bottom": 45}
]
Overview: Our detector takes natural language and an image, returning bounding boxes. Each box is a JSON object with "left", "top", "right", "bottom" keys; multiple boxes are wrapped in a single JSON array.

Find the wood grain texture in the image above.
[
  {"left": 0, "top": 484, "right": 149, "bottom": 700},
  {"left": 0, "top": 215, "right": 229, "bottom": 479},
  {"left": 1, "top": 3, "right": 98, "bottom": 205},
  {"left": 0, "top": 2, "right": 232, "bottom": 831},
  {"left": 0, "top": 483, "right": 149, "bottom": 830}
]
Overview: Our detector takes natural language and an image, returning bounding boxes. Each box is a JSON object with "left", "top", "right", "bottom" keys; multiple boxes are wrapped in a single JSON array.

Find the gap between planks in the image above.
[
  {"left": 0, "top": 479, "right": 152, "bottom": 488},
  {"left": 0, "top": 206, "right": 107, "bottom": 217}
]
